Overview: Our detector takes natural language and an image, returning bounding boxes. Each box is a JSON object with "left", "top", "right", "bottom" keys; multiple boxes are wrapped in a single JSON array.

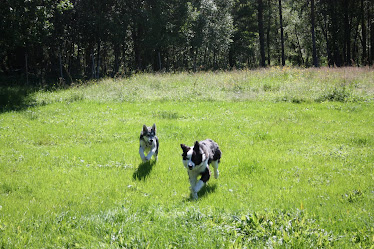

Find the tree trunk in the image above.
[
  {"left": 91, "top": 52, "right": 96, "bottom": 79},
  {"left": 158, "top": 51, "right": 162, "bottom": 71},
  {"left": 311, "top": 0, "right": 318, "bottom": 67},
  {"left": 25, "top": 53, "right": 29, "bottom": 85},
  {"left": 322, "top": 19, "right": 332, "bottom": 66},
  {"left": 59, "top": 52, "right": 63, "bottom": 80},
  {"left": 258, "top": 0, "right": 266, "bottom": 67},
  {"left": 193, "top": 48, "right": 198, "bottom": 72},
  {"left": 344, "top": 0, "right": 351, "bottom": 65},
  {"left": 279, "top": 0, "right": 285, "bottom": 66},
  {"left": 368, "top": 2, "right": 373, "bottom": 65},
  {"left": 114, "top": 42, "right": 120, "bottom": 75},
  {"left": 295, "top": 26, "right": 305, "bottom": 66},
  {"left": 330, "top": 2, "right": 341, "bottom": 66},
  {"left": 266, "top": 0, "right": 271, "bottom": 66},
  {"left": 96, "top": 39, "right": 101, "bottom": 78},
  {"left": 361, "top": 0, "right": 367, "bottom": 65},
  {"left": 371, "top": 18, "right": 374, "bottom": 65},
  {"left": 131, "top": 22, "right": 142, "bottom": 71}
]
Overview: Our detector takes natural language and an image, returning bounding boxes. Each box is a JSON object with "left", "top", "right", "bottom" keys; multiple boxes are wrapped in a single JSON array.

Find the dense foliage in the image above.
[{"left": 1, "top": 0, "right": 374, "bottom": 83}]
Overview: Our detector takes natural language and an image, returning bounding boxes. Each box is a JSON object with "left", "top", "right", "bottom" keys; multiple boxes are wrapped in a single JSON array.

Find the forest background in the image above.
[{"left": 1, "top": 0, "right": 374, "bottom": 84}]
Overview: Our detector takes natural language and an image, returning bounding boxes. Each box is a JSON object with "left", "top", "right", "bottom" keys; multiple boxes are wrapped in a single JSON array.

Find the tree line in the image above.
[{"left": 1, "top": 0, "right": 374, "bottom": 84}]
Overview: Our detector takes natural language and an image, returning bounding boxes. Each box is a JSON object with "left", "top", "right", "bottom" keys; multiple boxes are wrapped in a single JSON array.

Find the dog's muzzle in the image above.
[{"left": 188, "top": 162, "right": 194, "bottom": 170}]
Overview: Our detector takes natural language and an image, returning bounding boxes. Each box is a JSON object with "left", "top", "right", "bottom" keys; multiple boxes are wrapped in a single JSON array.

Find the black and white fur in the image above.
[
  {"left": 180, "top": 139, "right": 221, "bottom": 199},
  {"left": 139, "top": 124, "right": 159, "bottom": 162}
]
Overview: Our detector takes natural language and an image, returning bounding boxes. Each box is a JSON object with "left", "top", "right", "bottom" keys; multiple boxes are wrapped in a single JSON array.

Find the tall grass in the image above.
[
  {"left": 1, "top": 67, "right": 373, "bottom": 248},
  {"left": 4, "top": 67, "right": 371, "bottom": 108}
]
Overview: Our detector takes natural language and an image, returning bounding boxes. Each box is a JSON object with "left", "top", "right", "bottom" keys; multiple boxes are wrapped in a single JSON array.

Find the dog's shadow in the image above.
[
  {"left": 133, "top": 161, "right": 156, "bottom": 181},
  {"left": 184, "top": 183, "right": 218, "bottom": 201}
]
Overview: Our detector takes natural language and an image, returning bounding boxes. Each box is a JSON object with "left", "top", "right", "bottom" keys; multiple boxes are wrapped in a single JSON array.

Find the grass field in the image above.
[{"left": 1, "top": 67, "right": 374, "bottom": 248}]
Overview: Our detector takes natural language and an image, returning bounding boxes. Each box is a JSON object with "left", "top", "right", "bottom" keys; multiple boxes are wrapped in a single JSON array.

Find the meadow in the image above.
[{"left": 0, "top": 67, "right": 374, "bottom": 248}]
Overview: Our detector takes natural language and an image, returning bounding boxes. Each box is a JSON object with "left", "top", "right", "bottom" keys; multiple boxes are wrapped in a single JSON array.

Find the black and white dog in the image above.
[
  {"left": 180, "top": 139, "right": 221, "bottom": 199},
  {"left": 139, "top": 124, "right": 159, "bottom": 162}
]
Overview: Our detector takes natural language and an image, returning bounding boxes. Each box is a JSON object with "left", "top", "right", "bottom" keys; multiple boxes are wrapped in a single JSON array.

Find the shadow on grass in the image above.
[
  {"left": 183, "top": 182, "right": 218, "bottom": 201},
  {"left": 198, "top": 182, "right": 218, "bottom": 199},
  {"left": 0, "top": 86, "right": 36, "bottom": 113},
  {"left": 132, "top": 160, "right": 156, "bottom": 181},
  {"left": 0, "top": 77, "right": 74, "bottom": 113}
]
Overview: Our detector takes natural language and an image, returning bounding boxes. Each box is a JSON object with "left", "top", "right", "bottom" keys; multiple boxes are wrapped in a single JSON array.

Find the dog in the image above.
[
  {"left": 180, "top": 139, "right": 221, "bottom": 199},
  {"left": 139, "top": 124, "right": 159, "bottom": 162}
]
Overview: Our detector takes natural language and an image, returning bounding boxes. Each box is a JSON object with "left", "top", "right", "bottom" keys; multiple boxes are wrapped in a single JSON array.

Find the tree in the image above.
[
  {"left": 278, "top": 0, "right": 285, "bottom": 66},
  {"left": 311, "top": 0, "right": 318, "bottom": 67},
  {"left": 361, "top": 0, "right": 367, "bottom": 65},
  {"left": 2, "top": 0, "right": 374, "bottom": 84},
  {"left": 258, "top": 0, "right": 266, "bottom": 67},
  {"left": 343, "top": 0, "right": 352, "bottom": 65},
  {"left": 371, "top": 2, "right": 374, "bottom": 65},
  {"left": 266, "top": 0, "right": 272, "bottom": 66},
  {"left": 186, "top": 0, "right": 233, "bottom": 70},
  {"left": 229, "top": 0, "right": 257, "bottom": 68}
]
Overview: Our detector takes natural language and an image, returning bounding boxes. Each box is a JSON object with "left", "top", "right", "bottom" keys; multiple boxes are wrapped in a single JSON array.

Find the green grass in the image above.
[{"left": 1, "top": 68, "right": 374, "bottom": 248}]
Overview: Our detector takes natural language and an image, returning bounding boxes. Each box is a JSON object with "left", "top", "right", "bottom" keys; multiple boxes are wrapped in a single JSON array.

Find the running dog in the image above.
[
  {"left": 139, "top": 124, "right": 159, "bottom": 162},
  {"left": 180, "top": 139, "right": 221, "bottom": 199}
]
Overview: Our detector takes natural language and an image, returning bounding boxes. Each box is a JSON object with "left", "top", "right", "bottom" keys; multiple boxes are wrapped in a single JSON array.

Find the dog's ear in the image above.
[
  {"left": 193, "top": 141, "right": 200, "bottom": 152},
  {"left": 180, "top": 144, "right": 190, "bottom": 152},
  {"left": 152, "top": 123, "right": 156, "bottom": 133},
  {"left": 142, "top": 125, "right": 148, "bottom": 134}
]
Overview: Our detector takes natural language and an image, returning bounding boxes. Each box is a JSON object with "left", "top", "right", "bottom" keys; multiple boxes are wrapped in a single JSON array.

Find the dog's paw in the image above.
[
  {"left": 191, "top": 192, "right": 198, "bottom": 200},
  {"left": 214, "top": 170, "right": 219, "bottom": 179}
]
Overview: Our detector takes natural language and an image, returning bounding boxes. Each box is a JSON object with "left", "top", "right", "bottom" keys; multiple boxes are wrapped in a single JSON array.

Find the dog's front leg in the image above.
[
  {"left": 212, "top": 160, "right": 219, "bottom": 179},
  {"left": 193, "top": 180, "right": 204, "bottom": 198},
  {"left": 139, "top": 146, "right": 147, "bottom": 162},
  {"left": 188, "top": 175, "right": 198, "bottom": 199},
  {"left": 145, "top": 146, "right": 157, "bottom": 161}
]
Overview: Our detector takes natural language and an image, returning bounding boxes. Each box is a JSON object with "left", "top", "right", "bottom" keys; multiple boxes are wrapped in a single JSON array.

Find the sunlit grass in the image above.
[
  {"left": 1, "top": 67, "right": 373, "bottom": 247},
  {"left": 9, "top": 67, "right": 371, "bottom": 107}
]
